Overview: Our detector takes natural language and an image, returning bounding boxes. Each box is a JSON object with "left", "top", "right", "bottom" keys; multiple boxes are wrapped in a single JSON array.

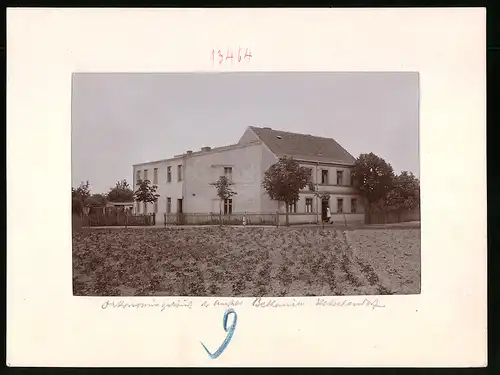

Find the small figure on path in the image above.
[{"left": 326, "top": 206, "right": 332, "bottom": 224}]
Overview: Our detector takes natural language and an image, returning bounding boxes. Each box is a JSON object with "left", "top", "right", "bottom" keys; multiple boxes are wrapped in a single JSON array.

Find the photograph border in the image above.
[{"left": 7, "top": 8, "right": 486, "bottom": 367}]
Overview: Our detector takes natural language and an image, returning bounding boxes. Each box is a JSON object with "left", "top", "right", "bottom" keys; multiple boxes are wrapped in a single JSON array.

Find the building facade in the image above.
[{"left": 132, "top": 126, "right": 365, "bottom": 224}]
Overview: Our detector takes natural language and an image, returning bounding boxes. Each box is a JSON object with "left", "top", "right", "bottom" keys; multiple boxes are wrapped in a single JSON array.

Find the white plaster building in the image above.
[{"left": 132, "top": 126, "right": 365, "bottom": 224}]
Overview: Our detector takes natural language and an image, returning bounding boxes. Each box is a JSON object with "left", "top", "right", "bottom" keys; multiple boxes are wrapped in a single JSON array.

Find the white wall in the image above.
[
  {"left": 304, "top": 163, "right": 353, "bottom": 189},
  {"left": 238, "top": 127, "right": 260, "bottom": 144},
  {"left": 259, "top": 160, "right": 365, "bottom": 216},
  {"left": 184, "top": 143, "right": 264, "bottom": 214},
  {"left": 132, "top": 145, "right": 365, "bottom": 222},
  {"left": 133, "top": 156, "right": 184, "bottom": 219}
]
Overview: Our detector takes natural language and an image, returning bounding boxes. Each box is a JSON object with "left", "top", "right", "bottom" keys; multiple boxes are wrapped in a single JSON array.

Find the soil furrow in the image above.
[{"left": 73, "top": 227, "right": 420, "bottom": 296}]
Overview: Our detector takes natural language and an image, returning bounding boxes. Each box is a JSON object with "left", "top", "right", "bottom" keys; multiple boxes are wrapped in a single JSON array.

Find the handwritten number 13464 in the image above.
[{"left": 211, "top": 48, "right": 252, "bottom": 64}]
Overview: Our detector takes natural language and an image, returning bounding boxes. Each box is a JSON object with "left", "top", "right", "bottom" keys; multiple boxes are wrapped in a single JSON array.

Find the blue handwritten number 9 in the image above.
[{"left": 200, "top": 308, "right": 238, "bottom": 359}]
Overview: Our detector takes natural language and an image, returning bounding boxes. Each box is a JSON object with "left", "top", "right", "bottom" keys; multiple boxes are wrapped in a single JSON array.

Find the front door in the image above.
[{"left": 321, "top": 198, "right": 329, "bottom": 221}]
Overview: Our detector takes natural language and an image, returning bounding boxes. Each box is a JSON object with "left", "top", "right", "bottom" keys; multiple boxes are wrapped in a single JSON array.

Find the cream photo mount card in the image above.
[{"left": 7, "top": 8, "right": 487, "bottom": 367}]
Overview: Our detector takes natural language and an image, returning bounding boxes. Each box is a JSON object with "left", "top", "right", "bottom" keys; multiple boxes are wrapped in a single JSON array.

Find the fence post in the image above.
[{"left": 276, "top": 210, "right": 279, "bottom": 227}]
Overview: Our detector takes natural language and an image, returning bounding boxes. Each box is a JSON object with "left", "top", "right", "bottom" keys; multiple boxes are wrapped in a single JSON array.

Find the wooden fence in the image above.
[
  {"left": 163, "top": 212, "right": 364, "bottom": 226},
  {"left": 85, "top": 207, "right": 156, "bottom": 226},
  {"left": 164, "top": 212, "right": 278, "bottom": 226},
  {"left": 366, "top": 208, "right": 420, "bottom": 224}
]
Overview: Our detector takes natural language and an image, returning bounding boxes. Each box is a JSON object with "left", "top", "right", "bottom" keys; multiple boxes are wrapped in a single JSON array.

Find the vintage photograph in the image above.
[{"left": 72, "top": 72, "right": 420, "bottom": 297}]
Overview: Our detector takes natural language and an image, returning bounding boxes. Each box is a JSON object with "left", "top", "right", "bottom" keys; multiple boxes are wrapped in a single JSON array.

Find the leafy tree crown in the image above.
[
  {"left": 72, "top": 180, "right": 91, "bottom": 203},
  {"left": 87, "top": 193, "right": 107, "bottom": 207},
  {"left": 108, "top": 179, "right": 134, "bottom": 202},
  {"left": 134, "top": 179, "right": 160, "bottom": 204},
  {"left": 385, "top": 171, "right": 420, "bottom": 211},
  {"left": 211, "top": 175, "right": 237, "bottom": 201},
  {"left": 351, "top": 153, "right": 395, "bottom": 204},
  {"left": 262, "top": 156, "right": 311, "bottom": 204}
]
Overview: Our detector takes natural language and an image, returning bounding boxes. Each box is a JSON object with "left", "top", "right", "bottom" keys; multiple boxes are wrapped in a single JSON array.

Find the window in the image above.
[
  {"left": 167, "top": 166, "right": 171, "bottom": 183},
  {"left": 351, "top": 198, "right": 357, "bottom": 213},
  {"left": 288, "top": 201, "right": 297, "bottom": 213},
  {"left": 321, "top": 169, "right": 329, "bottom": 184},
  {"left": 224, "top": 199, "right": 233, "bottom": 214},
  {"left": 153, "top": 168, "right": 158, "bottom": 184},
  {"left": 143, "top": 202, "right": 148, "bottom": 214},
  {"left": 136, "top": 170, "right": 141, "bottom": 184},
  {"left": 166, "top": 197, "right": 171, "bottom": 213},
  {"left": 337, "top": 198, "right": 344, "bottom": 213},
  {"left": 224, "top": 167, "right": 232, "bottom": 181},
  {"left": 305, "top": 198, "right": 313, "bottom": 213},
  {"left": 154, "top": 201, "right": 158, "bottom": 213},
  {"left": 144, "top": 169, "right": 148, "bottom": 181},
  {"left": 177, "top": 165, "right": 182, "bottom": 181},
  {"left": 337, "top": 170, "right": 344, "bottom": 185},
  {"left": 350, "top": 171, "right": 354, "bottom": 186}
]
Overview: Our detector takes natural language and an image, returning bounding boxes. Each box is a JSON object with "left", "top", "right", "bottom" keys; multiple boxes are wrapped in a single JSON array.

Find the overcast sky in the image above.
[{"left": 72, "top": 72, "right": 419, "bottom": 194}]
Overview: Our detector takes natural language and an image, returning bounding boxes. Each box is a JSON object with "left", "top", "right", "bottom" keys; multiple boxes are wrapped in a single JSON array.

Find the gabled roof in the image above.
[{"left": 248, "top": 126, "right": 356, "bottom": 165}]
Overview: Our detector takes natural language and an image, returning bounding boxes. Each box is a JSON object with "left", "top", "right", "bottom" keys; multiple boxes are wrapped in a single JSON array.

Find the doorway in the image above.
[
  {"left": 177, "top": 198, "right": 184, "bottom": 224},
  {"left": 321, "top": 198, "right": 329, "bottom": 222}
]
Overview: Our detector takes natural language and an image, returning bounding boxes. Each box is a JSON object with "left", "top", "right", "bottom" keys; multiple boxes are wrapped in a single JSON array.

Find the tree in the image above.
[
  {"left": 72, "top": 181, "right": 91, "bottom": 217},
  {"left": 133, "top": 179, "right": 160, "bottom": 217},
  {"left": 72, "top": 197, "right": 84, "bottom": 216},
  {"left": 107, "top": 179, "right": 134, "bottom": 202},
  {"left": 72, "top": 180, "right": 91, "bottom": 202},
  {"left": 211, "top": 175, "right": 237, "bottom": 226},
  {"left": 385, "top": 171, "right": 420, "bottom": 221},
  {"left": 262, "top": 156, "right": 311, "bottom": 226},
  {"left": 87, "top": 193, "right": 107, "bottom": 208},
  {"left": 351, "top": 153, "right": 395, "bottom": 223}
]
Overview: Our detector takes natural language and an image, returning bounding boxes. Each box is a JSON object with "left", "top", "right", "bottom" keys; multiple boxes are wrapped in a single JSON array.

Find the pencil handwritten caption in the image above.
[
  {"left": 100, "top": 297, "right": 385, "bottom": 311},
  {"left": 211, "top": 47, "right": 253, "bottom": 65}
]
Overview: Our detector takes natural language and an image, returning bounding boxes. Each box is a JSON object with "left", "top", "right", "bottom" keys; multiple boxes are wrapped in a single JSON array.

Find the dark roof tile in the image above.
[{"left": 249, "top": 126, "right": 356, "bottom": 165}]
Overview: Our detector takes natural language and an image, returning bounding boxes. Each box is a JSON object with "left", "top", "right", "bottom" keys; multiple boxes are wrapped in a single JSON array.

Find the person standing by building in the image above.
[{"left": 326, "top": 206, "right": 332, "bottom": 224}]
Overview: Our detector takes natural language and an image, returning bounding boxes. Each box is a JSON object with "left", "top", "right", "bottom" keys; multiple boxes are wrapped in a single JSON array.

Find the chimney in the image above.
[{"left": 201, "top": 146, "right": 211, "bottom": 152}]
